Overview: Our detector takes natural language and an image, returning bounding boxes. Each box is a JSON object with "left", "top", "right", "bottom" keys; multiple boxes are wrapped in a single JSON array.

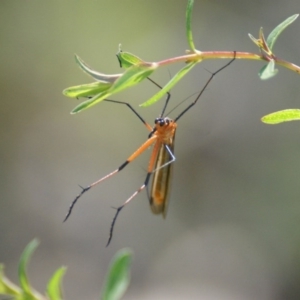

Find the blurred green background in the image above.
[{"left": 1, "top": 0, "right": 300, "bottom": 299}]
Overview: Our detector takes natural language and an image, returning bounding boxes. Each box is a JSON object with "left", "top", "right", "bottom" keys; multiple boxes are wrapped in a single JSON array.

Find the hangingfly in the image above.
[{"left": 64, "top": 52, "right": 236, "bottom": 246}]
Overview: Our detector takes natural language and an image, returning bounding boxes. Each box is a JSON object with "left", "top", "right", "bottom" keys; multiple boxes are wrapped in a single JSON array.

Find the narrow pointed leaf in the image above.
[
  {"left": 71, "top": 91, "right": 111, "bottom": 114},
  {"left": 267, "top": 14, "right": 299, "bottom": 51},
  {"left": 262, "top": 109, "right": 300, "bottom": 124},
  {"left": 75, "top": 54, "right": 121, "bottom": 83},
  {"left": 63, "top": 81, "right": 112, "bottom": 98},
  {"left": 186, "top": 0, "right": 196, "bottom": 52},
  {"left": 259, "top": 27, "right": 272, "bottom": 55},
  {"left": 18, "top": 239, "right": 40, "bottom": 298},
  {"left": 140, "top": 61, "right": 198, "bottom": 107},
  {"left": 259, "top": 60, "right": 278, "bottom": 80},
  {"left": 0, "top": 264, "right": 20, "bottom": 296},
  {"left": 248, "top": 33, "right": 260, "bottom": 47},
  {"left": 46, "top": 267, "right": 66, "bottom": 300},
  {"left": 110, "top": 63, "right": 157, "bottom": 95},
  {"left": 71, "top": 64, "right": 157, "bottom": 113},
  {"left": 101, "top": 249, "right": 132, "bottom": 300},
  {"left": 116, "top": 50, "right": 145, "bottom": 69}
]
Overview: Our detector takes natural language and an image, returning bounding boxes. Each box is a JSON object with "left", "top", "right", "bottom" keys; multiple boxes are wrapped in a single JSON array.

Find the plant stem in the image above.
[
  {"left": 154, "top": 51, "right": 300, "bottom": 74},
  {"left": 275, "top": 58, "right": 300, "bottom": 74}
]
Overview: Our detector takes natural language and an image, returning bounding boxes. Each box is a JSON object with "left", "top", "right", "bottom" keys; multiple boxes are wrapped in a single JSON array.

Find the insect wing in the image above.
[{"left": 150, "top": 132, "right": 176, "bottom": 218}]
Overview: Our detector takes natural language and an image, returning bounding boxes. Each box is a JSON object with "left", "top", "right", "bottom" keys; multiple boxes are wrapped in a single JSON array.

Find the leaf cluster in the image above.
[
  {"left": 0, "top": 240, "right": 132, "bottom": 300},
  {"left": 63, "top": 0, "right": 300, "bottom": 122}
]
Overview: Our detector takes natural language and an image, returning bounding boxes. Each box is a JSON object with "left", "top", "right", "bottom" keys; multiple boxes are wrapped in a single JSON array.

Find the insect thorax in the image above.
[{"left": 153, "top": 117, "right": 177, "bottom": 143}]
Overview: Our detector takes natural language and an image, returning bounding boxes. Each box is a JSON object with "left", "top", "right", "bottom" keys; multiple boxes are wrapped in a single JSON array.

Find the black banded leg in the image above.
[
  {"left": 104, "top": 99, "right": 152, "bottom": 131},
  {"left": 64, "top": 135, "right": 157, "bottom": 222},
  {"left": 175, "top": 51, "right": 236, "bottom": 122},
  {"left": 106, "top": 172, "right": 152, "bottom": 246},
  {"left": 63, "top": 160, "right": 130, "bottom": 222}
]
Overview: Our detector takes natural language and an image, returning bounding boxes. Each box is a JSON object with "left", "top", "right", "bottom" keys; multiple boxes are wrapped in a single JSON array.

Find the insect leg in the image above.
[
  {"left": 104, "top": 99, "right": 152, "bottom": 131},
  {"left": 64, "top": 135, "right": 157, "bottom": 222},
  {"left": 175, "top": 51, "right": 236, "bottom": 122},
  {"left": 106, "top": 139, "right": 162, "bottom": 246}
]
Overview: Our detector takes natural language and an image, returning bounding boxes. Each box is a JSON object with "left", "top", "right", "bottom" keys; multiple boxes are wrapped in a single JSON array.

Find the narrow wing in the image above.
[{"left": 149, "top": 132, "right": 175, "bottom": 218}]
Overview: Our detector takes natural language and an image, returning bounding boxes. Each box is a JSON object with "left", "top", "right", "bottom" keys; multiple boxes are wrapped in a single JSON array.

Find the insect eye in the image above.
[{"left": 159, "top": 120, "right": 165, "bottom": 126}]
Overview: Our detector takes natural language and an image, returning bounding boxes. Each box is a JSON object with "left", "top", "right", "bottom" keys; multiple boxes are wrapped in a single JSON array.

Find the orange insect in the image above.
[{"left": 64, "top": 53, "right": 236, "bottom": 246}]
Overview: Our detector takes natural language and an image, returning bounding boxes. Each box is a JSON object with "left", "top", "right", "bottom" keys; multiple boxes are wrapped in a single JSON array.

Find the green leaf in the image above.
[
  {"left": 116, "top": 48, "right": 145, "bottom": 69},
  {"left": 71, "top": 91, "right": 111, "bottom": 114},
  {"left": 0, "top": 264, "right": 21, "bottom": 296},
  {"left": 186, "top": 0, "right": 196, "bottom": 52},
  {"left": 18, "top": 239, "right": 39, "bottom": 298},
  {"left": 63, "top": 81, "right": 112, "bottom": 98},
  {"left": 111, "top": 63, "right": 157, "bottom": 94},
  {"left": 259, "top": 59, "right": 278, "bottom": 80},
  {"left": 140, "top": 61, "right": 198, "bottom": 107},
  {"left": 71, "top": 64, "right": 157, "bottom": 113},
  {"left": 46, "top": 267, "right": 66, "bottom": 300},
  {"left": 1, "top": 240, "right": 65, "bottom": 300},
  {"left": 75, "top": 54, "right": 121, "bottom": 83},
  {"left": 248, "top": 33, "right": 260, "bottom": 47},
  {"left": 261, "top": 109, "right": 300, "bottom": 124},
  {"left": 101, "top": 249, "right": 132, "bottom": 300},
  {"left": 267, "top": 14, "right": 299, "bottom": 51}
]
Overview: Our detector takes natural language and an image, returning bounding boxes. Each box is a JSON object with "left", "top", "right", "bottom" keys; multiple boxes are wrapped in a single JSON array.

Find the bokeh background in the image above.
[{"left": 1, "top": 1, "right": 300, "bottom": 299}]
